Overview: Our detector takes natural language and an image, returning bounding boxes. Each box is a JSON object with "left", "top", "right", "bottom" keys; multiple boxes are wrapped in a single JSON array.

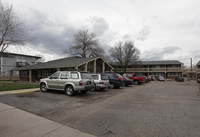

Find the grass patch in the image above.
[{"left": 0, "top": 83, "right": 39, "bottom": 91}]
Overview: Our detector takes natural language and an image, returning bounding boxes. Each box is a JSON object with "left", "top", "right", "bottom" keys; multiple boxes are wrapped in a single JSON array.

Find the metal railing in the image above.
[{"left": 115, "top": 67, "right": 183, "bottom": 72}]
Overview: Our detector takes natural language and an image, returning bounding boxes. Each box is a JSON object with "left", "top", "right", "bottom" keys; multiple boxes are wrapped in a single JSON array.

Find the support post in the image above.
[
  {"left": 84, "top": 63, "right": 88, "bottom": 72},
  {"left": 94, "top": 59, "right": 96, "bottom": 73},
  {"left": 102, "top": 62, "right": 105, "bottom": 73},
  {"left": 29, "top": 70, "right": 32, "bottom": 83}
]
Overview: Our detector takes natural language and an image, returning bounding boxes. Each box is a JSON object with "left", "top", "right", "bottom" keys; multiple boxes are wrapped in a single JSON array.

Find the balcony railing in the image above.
[
  {"left": 197, "top": 68, "right": 200, "bottom": 73},
  {"left": 16, "top": 62, "right": 29, "bottom": 67},
  {"left": 115, "top": 67, "right": 183, "bottom": 72}
]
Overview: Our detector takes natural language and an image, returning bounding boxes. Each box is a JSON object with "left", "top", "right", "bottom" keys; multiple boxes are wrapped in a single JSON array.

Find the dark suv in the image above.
[{"left": 175, "top": 76, "right": 184, "bottom": 82}]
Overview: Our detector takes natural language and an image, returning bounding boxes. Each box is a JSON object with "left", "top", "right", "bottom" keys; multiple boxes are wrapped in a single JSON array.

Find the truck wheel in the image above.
[
  {"left": 65, "top": 85, "right": 74, "bottom": 96},
  {"left": 91, "top": 84, "right": 96, "bottom": 91},
  {"left": 134, "top": 80, "right": 139, "bottom": 85},
  {"left": 40, "top": 83, "right": 47, "bottom": 92}
]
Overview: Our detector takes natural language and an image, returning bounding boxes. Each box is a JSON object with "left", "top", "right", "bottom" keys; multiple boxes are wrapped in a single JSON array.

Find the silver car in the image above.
[
  {"left": 158, "top": 76, "right": 165, "bottom": 81},
  {"left": 39, "top": 71, "right": 94, "bottom": 96},
  {"left": 91, "top": 74, "right": 110, "bottom": 91}
]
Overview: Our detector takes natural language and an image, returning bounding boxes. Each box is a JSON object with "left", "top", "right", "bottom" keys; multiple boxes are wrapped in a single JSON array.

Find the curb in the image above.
[
  {"left": 0, "top": 88, "right": 40, "bottom": 95},
  {"left": 12, "top": 90, "right": 39, "bottom": 95}
]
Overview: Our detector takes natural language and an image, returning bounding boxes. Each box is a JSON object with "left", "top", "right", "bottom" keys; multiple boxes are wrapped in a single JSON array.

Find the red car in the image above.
[{"left": 123, "top": 73, "right": 146, "bottom": 85}]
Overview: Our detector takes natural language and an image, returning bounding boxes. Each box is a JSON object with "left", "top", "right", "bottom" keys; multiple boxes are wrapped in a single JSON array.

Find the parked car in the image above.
[
  {"left": 158, "top": 76, "right": 165, "bottom": 81},
  {"left": 197, "top": 75, "right": 200, "bottom": 83},
  {"left": 123, "top": 76, "right": 133, "bottom": 86},
  {"left": 143, "top": 76, "right": 150, "bottom": 83},
  {"left": 149, "top": 75, "right": 155, "bottom": 81},
  {"left": 39, "top": 71, "right": 94, "bottom": 96},
  {"left": 104, "top": 72, "right": 121, "bottom": 89},
  {"left": 175, "top": 76, "right": 184, "bottom": 82},
  {"left": 123, "top": 73, "right": 145, "bottom": 85},
  {"left": 91, "top": 74, "right": 110, "bottom": 91},
  {"left": 115, "top": 74, "right": 133, "bottom": 87}
]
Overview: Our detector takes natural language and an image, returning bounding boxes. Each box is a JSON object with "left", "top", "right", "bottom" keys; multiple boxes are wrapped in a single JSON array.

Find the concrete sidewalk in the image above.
[
  {"left": 0, "top": 88, "right": 40, "bottom": 95},
  {"left": 0, "top": 102, "right": 96, "bottom": 137}
]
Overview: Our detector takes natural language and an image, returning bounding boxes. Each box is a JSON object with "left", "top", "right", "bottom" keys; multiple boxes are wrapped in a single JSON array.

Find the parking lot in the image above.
[{"left": 1, "top": 81, "right": 200, "bottom": 137}]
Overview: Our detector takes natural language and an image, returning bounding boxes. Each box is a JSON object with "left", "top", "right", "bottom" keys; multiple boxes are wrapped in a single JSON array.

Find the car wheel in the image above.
[
  {"left": 65, "top": 85, "right": 74, "bottom": 96},
  {"left": 122, "top": 82, "right": 125, "bottom": 87},
  {"left": 40, "top": 83, "right": 47, "bottom": 92},
  {"left": 110, "top": 83, "right": 115, "bottom": 89},
  {"left": 81, "top": 90, "right": 88, "bottom": 94},
  {"left": 134, "top": 80, "right": 139, "bottom": 85},
  {"left": 91, "top": 84, "right": 96, "bottom": 91}
]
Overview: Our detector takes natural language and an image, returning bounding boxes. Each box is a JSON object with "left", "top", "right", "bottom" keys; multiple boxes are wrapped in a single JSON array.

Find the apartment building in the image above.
[
  {"left": 113, "top": 60, "right": 183, "bottom": 79},
  {"left": 0, "top": 52, "right": 41, "bottom": 76}
]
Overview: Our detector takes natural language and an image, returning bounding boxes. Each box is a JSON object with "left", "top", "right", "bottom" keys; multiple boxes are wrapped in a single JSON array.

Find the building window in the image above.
[
  {"left": 37, "top": 71, "right": 42, "bottom": 77},
  {"left": 42, "top": 71, "right": 48, "bottom": 77},
  {"left": 20, "top": 71, "right": 28, "bottom": 77}
]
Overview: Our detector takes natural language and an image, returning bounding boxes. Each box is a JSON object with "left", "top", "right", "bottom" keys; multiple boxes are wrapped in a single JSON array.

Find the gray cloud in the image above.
[
  {"left": 21, "top": 9, "right": 77, "bottom": 55},
  {"left": 142, "top": 46, "right": 181, "bottom": 61},
  {"left": 22, "top": 9, "right": 111, "bottom": 55},
  {"left": 90, "top": 16, "right": 109, "bottom": 36},
  {"left": 135, "top": 25, "right": 150, "bottom": 41},
  {"left": 123, "top": 34, "right": 131, "bottom": 40}
]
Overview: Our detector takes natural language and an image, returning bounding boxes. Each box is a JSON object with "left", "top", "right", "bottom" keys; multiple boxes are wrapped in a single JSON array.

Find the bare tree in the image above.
[
  {"left": 0, "top": 1, "right": 28, "bottom": 54},
  {"left": 69, "top": 29, "right": 105, "bottom": 57},
  {"left": 110, "top": 41, "right": 140, "bottom": 73}
]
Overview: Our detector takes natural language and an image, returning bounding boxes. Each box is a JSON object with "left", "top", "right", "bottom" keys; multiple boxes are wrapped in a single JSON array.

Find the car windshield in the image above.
[
  {"left": 101, "top": 74, "right": 109, "bottom": 80},
  {"left": 110, "top": 73, "right": 119, "bottom": 78},
  {"left": 81, "top": 73, "right": 92, "bottom": 79}
]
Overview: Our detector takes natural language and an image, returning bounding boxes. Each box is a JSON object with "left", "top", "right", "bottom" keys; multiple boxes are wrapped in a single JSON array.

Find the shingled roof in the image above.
[
  {"left": 112, "top": 60, "right": 183, "bottom": 66},
  {"left": 135, "top": 60, "right": 183, "bottom": 65},
  {"left": 13, "top": 57, "right": 103, "bottom": 71},
  {"left": 0, "top": 52, "right": 41, "bottom": 59}
]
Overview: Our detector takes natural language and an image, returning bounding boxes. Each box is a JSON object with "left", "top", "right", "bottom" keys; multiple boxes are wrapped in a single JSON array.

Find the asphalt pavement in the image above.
[
  {"left": 1, "top": 81, "right": 200, "bottom": 137},
  {"left": 0, "top": 89, "right": 96, "bottom": 137}
]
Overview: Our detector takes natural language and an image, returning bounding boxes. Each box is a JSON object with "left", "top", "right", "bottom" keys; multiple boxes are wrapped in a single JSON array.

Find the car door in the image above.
[
  {"left": 58, "top": 71, "right": 70, "bottom": 90},
  {"left": 47, "top": 72, "right": 60, "bottom": 89},
  {"left": 70, "top": 72, "right": 80, "bottom": 86}
]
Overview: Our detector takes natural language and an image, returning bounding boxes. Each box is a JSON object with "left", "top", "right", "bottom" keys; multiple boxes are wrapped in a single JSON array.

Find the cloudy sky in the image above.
[{"left": 4, "top": 0, "right": 200, "bottom": 66}]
